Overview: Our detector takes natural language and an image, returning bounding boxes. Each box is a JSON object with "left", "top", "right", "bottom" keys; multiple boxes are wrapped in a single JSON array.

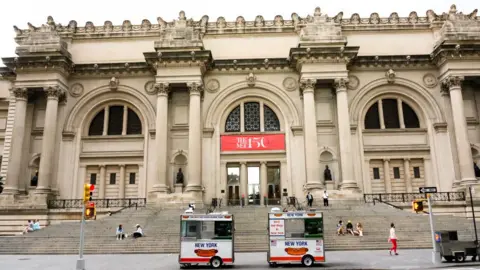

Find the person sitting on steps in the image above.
[
  {"left": 116, "top": 224, "right": 125, "bottom": 240},
  {"left": 346, "top": 220, "right": 354, "bottom": 235},
  {"left": 132, "top": 224, "right": 143, "bottom": 239},
  {"left": 354, "top": 222, "right": 364, "bottom": 237},
  {"left": 337, "top": 220, "right": 344, "bottom": 236}
]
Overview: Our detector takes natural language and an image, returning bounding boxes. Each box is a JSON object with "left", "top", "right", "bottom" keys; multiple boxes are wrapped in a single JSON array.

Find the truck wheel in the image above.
[
  {"left": 269, "top": 262, "right": 277, "bottom": 268},
  {"left": 301, "top": 255, "right": 314, "bottom": 267},
  {"left": 454, "top": 254, "right": 465, "bottom": 263},
  {"left": 210, "top": 257, "right": 223, "bottom": 269},
  {"left": 444, "top": 256, "right": 453, "bottom": 262}
]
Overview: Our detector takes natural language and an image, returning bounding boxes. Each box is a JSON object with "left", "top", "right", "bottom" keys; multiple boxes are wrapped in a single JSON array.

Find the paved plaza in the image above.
[{"left": 1, "top": 250, "right": 480, "bottom": 270}]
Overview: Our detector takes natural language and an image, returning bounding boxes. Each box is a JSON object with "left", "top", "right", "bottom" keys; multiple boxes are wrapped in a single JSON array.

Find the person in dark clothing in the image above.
[
  {"left": 306, "top": 192, "right": 313, "bottom": 207},
  {"left": 346, "top": 220, "right": 354, "bottom": 235},
  {"left": 31, "top": 172, "right": 38, "bottom": 187}
]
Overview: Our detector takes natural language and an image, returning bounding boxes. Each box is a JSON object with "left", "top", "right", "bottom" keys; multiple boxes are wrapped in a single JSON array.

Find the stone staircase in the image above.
[{"left": 0, "top": 201, "right": 478, "bottom": 254}]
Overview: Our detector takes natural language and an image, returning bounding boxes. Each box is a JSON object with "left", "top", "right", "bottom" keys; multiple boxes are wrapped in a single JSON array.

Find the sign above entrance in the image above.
[{"left": 221, "top": 134, "right": 285, "bottom": 151}]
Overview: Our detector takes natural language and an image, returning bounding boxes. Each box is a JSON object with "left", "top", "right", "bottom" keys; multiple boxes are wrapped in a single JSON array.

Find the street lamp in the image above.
[{"left": 468, "top": 186, "right": 479, "bottom": 246}]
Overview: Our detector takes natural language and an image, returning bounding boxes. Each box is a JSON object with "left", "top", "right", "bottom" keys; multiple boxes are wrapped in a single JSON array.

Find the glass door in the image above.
[
  {"left": 227, "top": 166, "right": 240, "bottom": 206},
  {"left": 267, "top": 165, "right": 281, "bottom": 205},
  {"left": 247, "top": 166, "right": 260, "bottom": 205}
]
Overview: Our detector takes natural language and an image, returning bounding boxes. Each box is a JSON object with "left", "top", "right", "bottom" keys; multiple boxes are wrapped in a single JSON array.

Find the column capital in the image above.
[
  {"left": 333, "top": 78, "right": 349, "bottom": 92},
  {"left": 240, "top": 162, "right": 247, "bottom": 166},
  {"left": 187, "top": 81, "right": 204, "bottom": 96},
  {"left": 12, "top": 87, "right": 28, "bottom": 101},
  {"left": 154, "top": 82, "right": 170, "bottom": 97},
  {"left": 441, "top": 76, "right": 464, "bottom": 91},
  {"left": 43, "top": 85, "right": 64, "bottom": 100},
  {"left": 99, "top": 164, "right": 106, "bottom": 168},
  {"left": 260, "top": 161, "right": 267, "bottom": 165},
  {"left": 299, "top": 78, "right": 316, "bottom": 93},
  {"left": 383, "top": 158, "right": 390, "bottom": 162},
  {"left": 404, "top": 158, "right": 410, "bottom": 161},
  {"left": 119, "top": 164, "right": 126, "bottom": 168}
]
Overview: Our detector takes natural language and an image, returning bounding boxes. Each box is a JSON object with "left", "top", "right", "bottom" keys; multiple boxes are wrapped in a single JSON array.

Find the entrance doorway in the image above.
[
  {"left": 248, "top": 166, "right": 260, "bottom": 205},
  {"left": 267, "top": 165, "right": 281, "bottom": 205},
  {"left": 227, "top": 166, "right": 240, "bottom": 206}
]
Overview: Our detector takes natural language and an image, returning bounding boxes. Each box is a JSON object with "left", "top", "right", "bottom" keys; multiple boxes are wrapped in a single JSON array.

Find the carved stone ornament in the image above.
[
  {"left": 442, "top": 76, "right": 464, "bottom": 90},
  {"left": 69, "top": 83, "right": 84, "bottom": 97},
  {"left": 246, "top": 73, "right": 257, "bottom": 87},
  {"left": 283, "top": 77, "right": 298, "bottom": 92},
  {"left": 109, "top": 77, "right": 119, "bottom": 91},
  {"left": 154, "top": 82, "right": 169, "bottom": 96},
  {"left": 44, "top": 86, "right": 63, "bottom": 99},
  {"left": 299, "top": 78, "right": 316, "bottom": 92},
  {"left": 334, "top": 78, "right": 349, "bottom": 90},
  {"left": 347, "top": 75, "right": 360, "bottom": 90},
  {"left": 205, "top": 79, "right": 220, "bottom": 93},
  {"left": 422, "top": 74, "right": 438, "bottom": 88},
  {"left": 13, "top": 87, "right": 28, "bottom": 100},
  {"left": 187, "top": 82, "right": 203, "bottom": 95},
  {"left": 144, "top": 81, "right": 156, "bottom": 95},
  {"left": 385, "top": 69, "right": 396, "bottom": 84}
]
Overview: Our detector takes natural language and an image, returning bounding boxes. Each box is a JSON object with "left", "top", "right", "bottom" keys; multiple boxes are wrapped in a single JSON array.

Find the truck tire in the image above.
[
  {"left": 210, "top": 257, "right": 223, "bottom": 269},
  {"left": 301, "top": 255, "right": 314, "bottom": 267},
  {"left": 454, "top": 253, "right": 465, "bottom": 263}
]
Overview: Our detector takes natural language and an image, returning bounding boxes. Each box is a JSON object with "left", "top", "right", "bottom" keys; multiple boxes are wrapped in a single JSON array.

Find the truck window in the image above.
[
  {"left": 285, "top": 219, "right": 304, "bottom": 238},
  {"left": 304, "top": 218, "right": 323, "bottom": 238},
  {"left": 214, "top": 221, "right": 232, "bottom": 239},
  {"left": 181, "top": 221, "right": 215, "bottom": 240}
]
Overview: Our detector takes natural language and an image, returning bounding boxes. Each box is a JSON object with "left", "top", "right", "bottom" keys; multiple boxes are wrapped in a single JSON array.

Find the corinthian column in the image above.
[
  {"left": 4, "top": 88, "right": 28, "bottom": 194},
  {"left": 36, "top": 86, "right": 63, "bottom": 193},
  {"left": 185, "top": 82, "right": 203, "bottom": 193},
  {"left": 442, "top": 76, "right": 477, "bottom": 186},
  {"left": 152, "top": 82, "right": 169, "bottom": 193},
  {"left": 300, "top": 79, "right": 322, "bottom": 191},
  {"left": 334, "top": 78, "right": 359, "bottom": 191}
]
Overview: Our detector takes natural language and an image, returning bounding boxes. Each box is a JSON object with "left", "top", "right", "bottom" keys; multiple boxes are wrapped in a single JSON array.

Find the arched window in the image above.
[
  {"left": 224, "top": 102, "right": 281, "bottom": 133},
  {"left": 88, "top": 105, "right": 143, "bottom": 136},
  {"left": 364, "top": 98, "right": 420, "bottom": 129}
]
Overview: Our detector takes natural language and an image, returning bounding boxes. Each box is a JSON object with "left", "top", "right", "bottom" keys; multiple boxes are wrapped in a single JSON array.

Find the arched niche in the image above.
[
  {"left": 171, "top": 150, "right": 188, "bottom": 188},
  {"left": 319, "top": 148, "right": 339, "bottom": 189},
  {"left": 28, "top": 153, "right": 41, "bottom": 187}
]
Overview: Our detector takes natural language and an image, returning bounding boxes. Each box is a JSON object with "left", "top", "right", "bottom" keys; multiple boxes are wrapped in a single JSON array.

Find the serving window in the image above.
[
  {"left": 181, "top": 220, "right": 233, "bottom": 240},
  {"left": 284, "top": 218, "right": 323, "bottom": 239}
]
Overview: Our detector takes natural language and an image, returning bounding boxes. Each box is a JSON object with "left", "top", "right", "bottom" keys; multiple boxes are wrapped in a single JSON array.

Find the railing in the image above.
[
  {"left": 47, "top": 198, "right": 147, "bottom": 209},
  {"left": 363, "top": 192, "right": 465, "bottom": 203}
]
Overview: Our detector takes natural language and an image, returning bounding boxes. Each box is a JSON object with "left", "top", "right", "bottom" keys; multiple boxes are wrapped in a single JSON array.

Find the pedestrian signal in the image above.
[
  {"left": 83, "top": 184, "right": 95, "bottom": 203},
  {"left": 85, "top": 203, "right": 96, "bottom": 220},
  {"left": 412, "top": 200, "right": 424, "bottom": 213}
]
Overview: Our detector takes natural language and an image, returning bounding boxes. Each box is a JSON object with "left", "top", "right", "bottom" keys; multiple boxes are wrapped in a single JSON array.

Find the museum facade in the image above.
[{"left": 1, "top": 5, "right": 480, "bottom": 207}]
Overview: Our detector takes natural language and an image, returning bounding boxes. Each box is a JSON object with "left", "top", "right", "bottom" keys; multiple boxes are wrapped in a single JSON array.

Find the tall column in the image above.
[
  {"left": 443, "top": 76, "right": 477, "bottom": 186},
  {"left": 383, "top": 159, "right": 392, "bottom": 193},
  {"left": 378, "top": 100, "right": 385, "bottom": 129},
  {"left": 102, "top": 106, "right": 109, "bottom": 136},
  {"left": 240, "top": 162, "right": 248, "bottom": 206},
  {"left": 4, "top": 88, "right": 28, "bottom": 194},
  {"left": 404, "top": 158, "right": 412, "bottom": 193},
  {"left": 260, "top": 161, "right": 267, "bottom": 206},
  {"left": 334, "top": 78, "right": 359, "bottom": 191},
  {"left": 98, "top": 165, "right": 106, "bottom": 199},
  {"left": 122, "top": 106, "right": 128, "bottom": 135},
  {"left": 36, "top": 86, "right": 62, "bottom": 193},
  {"left": 185, "top": 82, "right": 203, "bottom": 193},
  {"left": 299, "top": 79, "right": 322, "bottom": 191},
  {"left": 152, "top": 83, "right": 169, "bottom": 193},
  {"left": 119, "top": 164, "right": 125, "bottom": 198},
  {"left": 220, "top": 161, "right": 227, "bottom": 204}
]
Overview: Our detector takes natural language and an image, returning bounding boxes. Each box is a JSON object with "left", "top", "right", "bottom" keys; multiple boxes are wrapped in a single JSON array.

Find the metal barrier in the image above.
[
  {"left": 47, "top": 198, "right": 147, "bottom": 209},
  {"left": 363, "top": 192, "right": 465, "bottom": 203}
]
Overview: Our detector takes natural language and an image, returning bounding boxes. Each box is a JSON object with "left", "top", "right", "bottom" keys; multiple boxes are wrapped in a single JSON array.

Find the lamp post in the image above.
[{"left": 468, "top": 186, "right": 479, "bottom": 246}]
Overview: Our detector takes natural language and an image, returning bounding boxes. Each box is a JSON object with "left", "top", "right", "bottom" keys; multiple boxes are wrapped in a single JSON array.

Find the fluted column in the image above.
[
  {"left": 36, "top": 86, "right": 63, "bottom": 193},
  {"left": 383, "top": 159, "right": 392, "bottom": 193},
  {"left": 299, "top": 79, "right": 322, "bottom": 191},
  {"left": 152, "top": 83, "right": 169, "bottom": 193},
  {"left": 260, "top": 161, "right": 267, "bottom": 206},
  {"left": 404, "top": 159, "right": 412, "bottom": 193},
  {"left": 185, "top": 82, "right": 203, "bottom": 193},
  {"left": 119, "top": 164, "right": 126, "bottom": 198},
  {"left": 240, "top": 162, "right": 248, "bottom": 206},
  {"left": 334, "top": 78, "right": 359, "bottom": 191},
  {"left": 4, "top": 88, "right": 28, "bottom": 194},
  {"left": 442, "top": 76, "right": 477, "bottom": 186},
  {"left": 99, "top": 165, "right": 106, "bottom": 199}
]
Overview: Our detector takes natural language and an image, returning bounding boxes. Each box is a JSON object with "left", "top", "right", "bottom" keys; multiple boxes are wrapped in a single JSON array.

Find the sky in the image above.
[{"left": 0, "top": 0, "right": 478, "bottom": 67}]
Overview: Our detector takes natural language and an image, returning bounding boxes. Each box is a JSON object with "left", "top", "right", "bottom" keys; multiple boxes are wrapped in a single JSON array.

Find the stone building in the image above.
[{"left": 0, "top": 5, "right": 480, "bottom": 208}]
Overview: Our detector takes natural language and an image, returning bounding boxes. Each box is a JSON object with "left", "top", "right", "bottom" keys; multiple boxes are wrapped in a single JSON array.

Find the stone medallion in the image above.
[
  {"left": 69, "top": 83, "right": 84, "bottom": 97},
  {"left": 206, "top": 79, "right": 220, "bottom": 93},
  {"left": 423, "top": 73, "right": 438, "bottom": 88},
  {"left": 282, "top": 77, "right": 297, "bottom": 91},
  {"left": 144, "top": 81, "right": 156, "bottom": 95},
  {"left": 347, "top": 75, "right": 360, "bottom": 90}
]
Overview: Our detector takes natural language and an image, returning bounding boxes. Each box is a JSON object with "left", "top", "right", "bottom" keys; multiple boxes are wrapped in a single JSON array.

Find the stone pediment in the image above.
[
  {"left": 298, "top": 7, "right": 346, "bottom": 47},
  {"left": 434, "top": 5, "right": 480, "bottom": 45},
  {"left": 155, "top": 11, "right": 204, "bottom": 50}
]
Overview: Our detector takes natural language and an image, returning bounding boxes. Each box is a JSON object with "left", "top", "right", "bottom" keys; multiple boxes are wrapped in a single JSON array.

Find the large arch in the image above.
[
  {"left": 349, "top": 77, "right": 445, "bottom": 127},
  {"left": 63, "top": 85, "right": 156, "bottom": 134},
  {"left": 205, "top": 80, "right": 302, "bottom": 129}
]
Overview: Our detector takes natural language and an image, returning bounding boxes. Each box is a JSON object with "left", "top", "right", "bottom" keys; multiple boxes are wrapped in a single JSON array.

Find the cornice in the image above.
[
  {"left": 11, "top": 7, "right": 479, "bottom": 41},
  {"left": 144, "top": 50, "right": 212, "bottom": 71},
  {"left": 1, "top": 55, "right": 73, "bottom": 76},
  {"left": 0, "top": 67, "right": 16, "bottom": 80},
  {"left": 71, "top": 62, "right": 154, "bottom": 77},
  {"left": 431, "top": 43, "right": 480, "bottom": 67},
  {"left": 290, "top": 46, "right": 359, "bottom": 70},
  {"left": 350, "top": 55, "right": 435, "bottom": 70},
  {"left": 211, "top": 58, "right": 293, "bottom": 72}
]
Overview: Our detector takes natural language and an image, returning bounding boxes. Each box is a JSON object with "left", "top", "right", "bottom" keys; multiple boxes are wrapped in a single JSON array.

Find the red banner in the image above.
[{"left": 221, "top": 134, "right": 285, "bottom": 151}]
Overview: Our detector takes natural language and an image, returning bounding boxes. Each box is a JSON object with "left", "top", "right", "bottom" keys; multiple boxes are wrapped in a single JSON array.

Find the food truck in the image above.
[
  {"left": 267, "top": 210, "right": 325, "bottom": 267},
  {"left": 179, "top": 212, "right": 234, "bottom": 269}
]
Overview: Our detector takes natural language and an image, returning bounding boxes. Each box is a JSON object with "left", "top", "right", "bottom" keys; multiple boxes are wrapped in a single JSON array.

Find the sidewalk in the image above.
[{"left": 1, "top": 249, "right": 479, "bottom": 269}]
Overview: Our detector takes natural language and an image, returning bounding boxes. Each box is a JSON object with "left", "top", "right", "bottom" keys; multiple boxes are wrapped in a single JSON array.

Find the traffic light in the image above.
[
  {"left": 412, "top": 200, "right": 424, "bottom": 213},
  {"left": 85, "top": 202, "right": 96, "bottom": 220},
  {"left": 83, "top": 184, "right": 95, "bottom": 203}
]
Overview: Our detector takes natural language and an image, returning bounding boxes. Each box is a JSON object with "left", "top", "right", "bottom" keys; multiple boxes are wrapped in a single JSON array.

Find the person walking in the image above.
[
  {"left": 306, "top": 192, "right": 313, "bottom": 207},
  {"left": 389, "top": 223, "right": 398, "bottom": 255},
  {"left": 323, "top": 190, "right": 329, "bottom": 206}
]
